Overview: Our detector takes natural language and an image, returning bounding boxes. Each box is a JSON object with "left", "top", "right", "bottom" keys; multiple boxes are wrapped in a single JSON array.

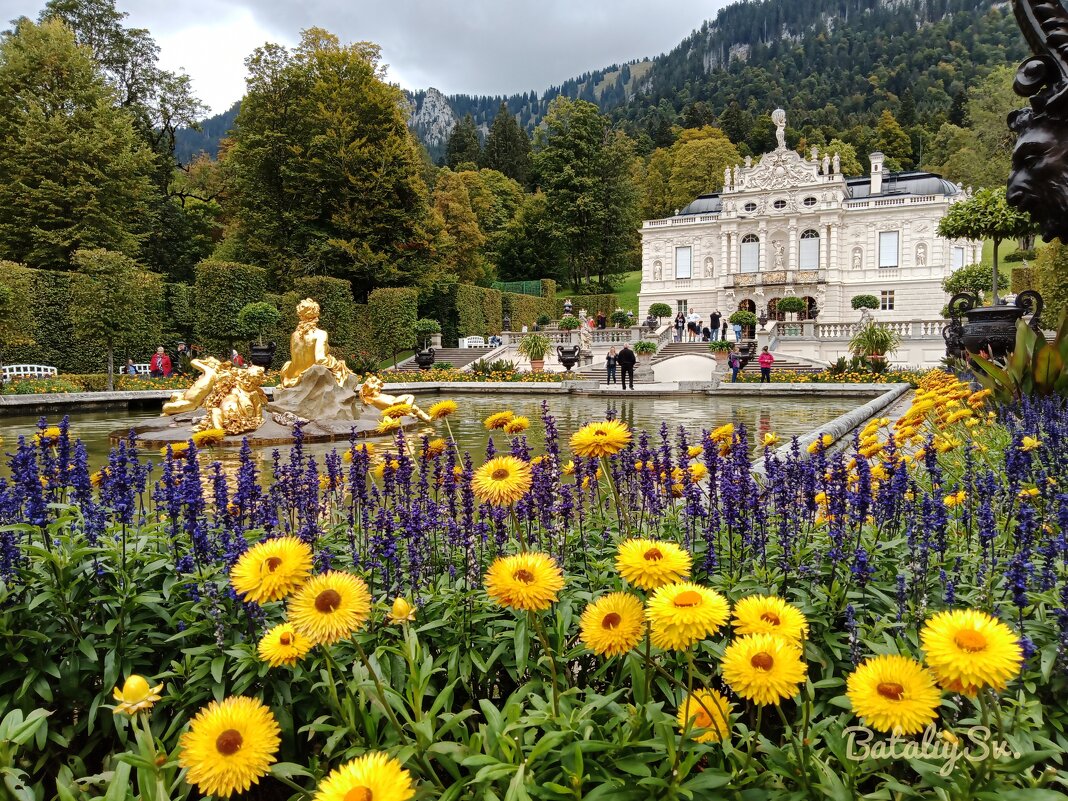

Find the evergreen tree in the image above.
[
  {"left": 445, "top": 114, "right": 482, "bottom": 170},
  {"left": 482, "top": 103, "right": 531, "bottom": 186},
  {"left": 222, "top": 29, "right": 435, "bottom": 294},
  {"left": 876, "top": 109, "right": 913, "bottom": 169},
  {"left": 718, "top": 101, "right": 753, "bottom": 145},
  {"left": 949, "top": 89, "right": 969, "bottom": 126},
  {"left": 0, "top": 19, "right": 156, "bottom": 269},
  {"left": 496, "top": 191, "right": 566, "bottom": 283},
  {"left": 432, "top": 169, "right": 488, "bottom": 284},
  {"left": 899, "top": 89, "right": 917, "bottom": 126}
]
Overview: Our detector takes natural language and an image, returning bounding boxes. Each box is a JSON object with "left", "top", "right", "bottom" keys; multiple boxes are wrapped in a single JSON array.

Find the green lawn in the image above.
[{"left": 613, "top": 270, "right": 642, "bottom": 314}]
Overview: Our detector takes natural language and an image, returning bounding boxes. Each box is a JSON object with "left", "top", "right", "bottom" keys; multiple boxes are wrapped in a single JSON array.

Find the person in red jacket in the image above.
[
  {"left": 150, "top": 347, "right": 172, "bottom": 378},
  {"left": 758, "top": 346, "right": 775, "bottom": 384}
]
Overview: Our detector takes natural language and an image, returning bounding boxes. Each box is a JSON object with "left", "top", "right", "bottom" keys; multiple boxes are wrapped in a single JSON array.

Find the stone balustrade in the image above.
[
  {"left": 499, "top": 324, "right": 671, "bottom": 348},
  {"left": 772, "top": 319, "right": 946, "bottom": 340}
]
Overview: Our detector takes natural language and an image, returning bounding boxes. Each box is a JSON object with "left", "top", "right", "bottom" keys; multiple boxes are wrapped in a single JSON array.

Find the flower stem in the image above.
[{"left": 531, "top": 611, "right": 561, "bottom": 717}]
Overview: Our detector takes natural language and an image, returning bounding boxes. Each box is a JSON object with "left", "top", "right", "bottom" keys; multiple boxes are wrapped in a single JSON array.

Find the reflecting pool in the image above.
[{"left": 0, "top": 392, "right": 863, "bottom": 469}]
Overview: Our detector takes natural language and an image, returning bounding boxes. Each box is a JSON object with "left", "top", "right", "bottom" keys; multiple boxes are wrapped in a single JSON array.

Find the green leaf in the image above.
[{"left": 1032, "top": 344, "right": 1064, "bottom": 394}]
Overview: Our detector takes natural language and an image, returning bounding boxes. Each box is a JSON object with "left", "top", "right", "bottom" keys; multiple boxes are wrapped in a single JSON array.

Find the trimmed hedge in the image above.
[
  {"left": 1011, "top": 266, "right": 1034, "bottom": 294},
  {"left": 368, "top": 287, "right": 418, "bottom": 361},
  {"left": 193, "top": 260, "right": 268, "bottom": 353},
  {"left": 539, "top": 279, "right": 557, "bottom": 304},
  {"left": 502, "top": 292, "right": 554, "bottom": 331},
  {"left": 554, "top": 294, "right": 618, "bottom": 318},
  {"left": 456, "top": 284, "right": 503, "bottom": 337}
]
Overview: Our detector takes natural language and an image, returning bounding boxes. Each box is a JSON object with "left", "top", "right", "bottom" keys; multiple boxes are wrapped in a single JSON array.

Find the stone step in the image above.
[{"left": 392, "top": 347, "right": 498, "bottom": 372}]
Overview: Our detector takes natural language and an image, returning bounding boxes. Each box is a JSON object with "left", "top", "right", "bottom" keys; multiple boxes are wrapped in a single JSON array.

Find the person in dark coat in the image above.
[
  {"left": 674, "top": 312, "right": 686, "bottom": 342},
  {"left": 721, "top": 321, "right": 729, "bottom": 341},
  {"left": 710, "top": 311, "right": 721, "bottom": 339},
  {"left": 616, "top": 343, "right": 637, "bottom": 390}
]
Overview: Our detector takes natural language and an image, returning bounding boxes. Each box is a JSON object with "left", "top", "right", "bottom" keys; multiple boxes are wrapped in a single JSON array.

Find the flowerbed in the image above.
[
  {"left": 733, "top": 368, "right": 930, "bottom": 386},
  {"left": 370, "top": 367, "right": 568, "bottom": 383},
  {"left": 0, "top": 370, "right": 1065, "bottom": 799}
]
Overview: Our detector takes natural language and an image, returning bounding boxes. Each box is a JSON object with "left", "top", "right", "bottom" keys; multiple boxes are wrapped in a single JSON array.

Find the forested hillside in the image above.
[{"left": 176, "top": 0, "right": 1027, "bottom": 163}]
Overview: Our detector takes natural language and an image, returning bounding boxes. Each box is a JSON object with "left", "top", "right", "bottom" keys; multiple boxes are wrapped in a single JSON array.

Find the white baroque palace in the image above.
[{"left": 638, "top": 110, "right": 979, "bottom": 330}]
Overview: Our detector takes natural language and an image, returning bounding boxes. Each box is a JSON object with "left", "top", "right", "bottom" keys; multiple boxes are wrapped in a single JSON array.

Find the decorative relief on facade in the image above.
[
  {"left": 733, "top": 274, "right": 758, "bottom": 287},
  {"left": 852, "top": 247, "right": 864, "bottom": 269},
  {"left": 704, "top": 258, "right": 714, "bottom": 278},
  {"left": 796, "top": 270, "right": 823, "bottom": 284},
  {"left": 653, "top": 261, "right": 662, "bottom": 280},
  {"left": 763, "top": 270, "right": 788, "bottom": 284},
  {"left": 915, "top": 243, "right": 927, "bottom": 267}
]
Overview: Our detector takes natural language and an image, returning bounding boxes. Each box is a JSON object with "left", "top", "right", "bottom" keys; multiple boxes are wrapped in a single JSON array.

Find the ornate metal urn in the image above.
[
  {"left": 414, "top": 347, "right": 436, "bottom": 370},
  {"left": 946, "top": 291, "right": 1043, "bottom": 360},
  {"left": 248, "top": 341, "right": 276, "bottom": 369},
  {"left": 557, "top": 345, "right": 580, "bottom": 372}
]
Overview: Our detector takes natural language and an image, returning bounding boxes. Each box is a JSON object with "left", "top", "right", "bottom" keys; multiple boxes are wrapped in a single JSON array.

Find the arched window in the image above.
[
  {"left": 740, "top": 234, "right": 760, "bottom": 273},
  {"left": 799, "top": 229, "right": 820, "bottom": 270}
]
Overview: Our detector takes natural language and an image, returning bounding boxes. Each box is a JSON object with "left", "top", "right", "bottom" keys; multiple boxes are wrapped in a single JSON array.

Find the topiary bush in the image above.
[
  {"left": 367, "top": 287, "right": 418, "bottom": 364},
  {"left": 648, "top": 303, "right": 673, "bottom": 320},
  {"left": 193, "top": 260, "right": 268, "bottom": 352},
  {"left": 413, "top": 318, "right": 441, "bottom": 348},
  {"left": 558, "top": 315, "right": 581, "bottom": 330},
  {"left": 851, "top": 295, "right": 879, "bottom": 311},
  {"left": 611, "top": 309, "right": 632, "bottom": 327},
  {"left": 237, "top": 302, "right": 282, "bottom": 345},
  {"left": 776, "top": 296, "right": 805, "bottom": 314},
  {"left": 729, "top": 310, "right": 757, "bottom": 327}
]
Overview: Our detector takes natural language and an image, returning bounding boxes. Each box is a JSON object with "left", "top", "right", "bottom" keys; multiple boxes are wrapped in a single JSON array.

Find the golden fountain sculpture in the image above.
[
  {"left": 359, "top": 375, "right": 432, "bottom": 422},
  {"left": 279, "top": 298, "right": 353, "bottom": 388},
  {"left": 162, "top": 360, "right": 268, "bottom": 435}
]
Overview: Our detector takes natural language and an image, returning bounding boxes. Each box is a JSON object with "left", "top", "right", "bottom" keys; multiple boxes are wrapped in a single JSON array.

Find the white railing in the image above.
[
  {"left": 810, "top": 320, "right": 946, "bottom": 340},
  {"left": 873, "top": 198, "right": 907, "bottom": 207},
  {"left": 2, "top": 364, "right": 58, "bottom": 381},
  {"left": 817, "top": 322, "right": 859, "bottom": 338}
]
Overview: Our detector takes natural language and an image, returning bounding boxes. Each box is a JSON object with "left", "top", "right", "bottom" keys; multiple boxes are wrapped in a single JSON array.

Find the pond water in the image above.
[{"left": 0, "top": 392, "right": 863, "bottom": 470}]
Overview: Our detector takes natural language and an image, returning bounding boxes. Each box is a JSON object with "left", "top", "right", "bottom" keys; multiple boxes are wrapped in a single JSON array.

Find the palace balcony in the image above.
[{"left": 731, "top": 270, "right": 826, "bottom": 288}]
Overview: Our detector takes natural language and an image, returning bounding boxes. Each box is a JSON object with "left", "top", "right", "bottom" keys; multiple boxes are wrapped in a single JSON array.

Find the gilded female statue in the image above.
[
  {"left": 279, "top": 298, "right": 353, "bottom": 388},
  {"left": 163, "top": 356, "right": 221, "bottom": 415}
]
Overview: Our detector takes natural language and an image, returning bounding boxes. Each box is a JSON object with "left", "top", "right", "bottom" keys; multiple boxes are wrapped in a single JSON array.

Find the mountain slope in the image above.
[{"left": 174, "top": 0, "right": 1027, "bottom": 162}]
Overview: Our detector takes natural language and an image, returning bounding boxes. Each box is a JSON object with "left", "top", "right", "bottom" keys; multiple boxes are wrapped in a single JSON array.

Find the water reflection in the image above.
[{"left": 0, "top": 393, "right": 861, "bottom": 470}]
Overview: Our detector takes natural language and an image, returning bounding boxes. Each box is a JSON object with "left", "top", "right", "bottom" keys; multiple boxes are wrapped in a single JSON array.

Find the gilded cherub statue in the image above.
[
  {"left": 358, "top": 375, "right": 432, "bottom": 422},
  {"left": 163, "top": 356, "right": 221, "bottom": 415},
  {"left": 195, "top": 366, "right": 268, "bottom": 435},
  {"left": 279, "top": 298, "right": 353, "bottom": 388}
]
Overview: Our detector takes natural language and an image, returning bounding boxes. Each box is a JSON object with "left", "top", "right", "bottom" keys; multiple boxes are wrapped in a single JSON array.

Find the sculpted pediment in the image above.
[{"left": 738, "top": 148, "right": 821, "bottom": 192}]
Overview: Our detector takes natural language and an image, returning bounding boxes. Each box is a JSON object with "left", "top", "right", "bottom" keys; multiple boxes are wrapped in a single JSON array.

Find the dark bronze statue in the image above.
[{"left": 1007, "top": 0, "right": 1068, "bottom": 242}]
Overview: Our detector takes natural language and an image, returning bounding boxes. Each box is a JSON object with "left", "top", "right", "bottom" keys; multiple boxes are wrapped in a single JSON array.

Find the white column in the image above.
[
  {"left": 758, "top": 223, "right": 768, "bottom": 272},
  {"left": 788, "top": 221, "right": 798, "bottom": 272}
]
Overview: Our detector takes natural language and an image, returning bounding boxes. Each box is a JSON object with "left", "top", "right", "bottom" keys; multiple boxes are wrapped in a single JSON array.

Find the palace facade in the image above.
[{"left": 638, "top": 111, "right": 979, "bottom": 327}]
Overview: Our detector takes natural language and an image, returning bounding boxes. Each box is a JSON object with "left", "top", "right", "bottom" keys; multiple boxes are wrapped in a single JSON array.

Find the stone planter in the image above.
[
  {"left": 430, "top": 333, "right": 442, "bottom": 349},
  {"left": 248, "top": 342, "right": 276, "bottom": 369},
  {"left": 638, "top": 352, "right": 653, "bottom": 365},
  {"left": 529, "top": 358, "right": 545, "bottom": 373}
]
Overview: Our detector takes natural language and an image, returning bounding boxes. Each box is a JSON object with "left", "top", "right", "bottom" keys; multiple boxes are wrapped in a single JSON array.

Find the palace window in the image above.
[
  {"left": 675, "top": 246, "right": 692, "bottom": 279},
  {"left": 799, "top": 229, "right": 820, "bottom": 270},
  {"left": 743, "top": 202, "right": 758, "bottom": 212},
  {"left": 773, "top": 199, "right": 787, "bottom": 210},
  {"left": 676, "top": 299, "right": 688, "bottom": 313},
  {"left": 880, "top": 290, "right": 895, "bottom": 311},
  {"left": 951, "top": 246, "right": 965, "bottom": 269},
  {"left": 878, "top": 231, "right": 899, "bottom": 268},
  {"left": 803, "top": 196, "right": 817, "bottom": 207},
  {"left": 740, "top": 234, "right": 760, "bottom": 273}
]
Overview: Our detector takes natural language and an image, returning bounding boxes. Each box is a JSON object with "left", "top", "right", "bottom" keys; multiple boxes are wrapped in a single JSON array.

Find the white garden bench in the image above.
[
  {"left": 134, "top": 363, "right": 151, "bottom": 375},
  {"left": 459, "top": 336, "right": 487, "bottom": 348},
  {"left": 1, "top": 364, "right": 58, "bottom": 382}
]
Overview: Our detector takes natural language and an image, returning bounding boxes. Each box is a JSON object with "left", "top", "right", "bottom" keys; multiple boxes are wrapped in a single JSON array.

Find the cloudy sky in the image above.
[{"left": 5, "top": 0, "right": 731, "bottom": 113}]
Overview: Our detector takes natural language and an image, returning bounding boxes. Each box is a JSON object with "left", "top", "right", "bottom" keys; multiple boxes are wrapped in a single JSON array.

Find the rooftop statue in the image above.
[
  {"left": 279, "top": 298, "right": 353, "bottom": 388},
  {"left": 1006, "top": 0, "right": 1068, "bottom": 242}
]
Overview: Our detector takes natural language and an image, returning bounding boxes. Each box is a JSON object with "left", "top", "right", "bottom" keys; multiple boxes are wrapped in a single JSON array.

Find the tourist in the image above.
[
  {"left": 125, "top": 358, "right": 138, "bottom": 377},
  {"left": 758, "top": 346, "right": 775, "bottom": 383},
  {"left": 596, "top": 310, "right": 607, "bottom": 330},
  {"left": 150, "top": 347, "right": 172, "bottom": 378},
  {"left": 733, "top": 321, "right": 743, "bottom": 343},
  {"left": 710, "top": 310, "right": 722, "bottom": 339},
  {"left": 616, "top": 342, "right": 636, "bottom": 390},
  {"left": 721, "top": 321, "right": 728, "bottom": 341},
  {"left": 728, "top": 346, "right": 742, "bottom": 383},
  {"left": 173, "top": 341, "right": 190, "bottom": 375},
  {"left": 701, "top": 325, "right": 712, "bottom": 342},
  {"left": 563, "top": 298, "right": 573, "bottom": 316},
  {"left": 686, "top": 307, "right": 701, "bottom": 342},
  {"left": 605, "top": 346, "right": 618, "bottom": 385},
  {"left": 230, "top": 349, "right": 245, "bottom": 367},
  {"left": 674, "top": 311, "right": 686, "bottom": 342}
]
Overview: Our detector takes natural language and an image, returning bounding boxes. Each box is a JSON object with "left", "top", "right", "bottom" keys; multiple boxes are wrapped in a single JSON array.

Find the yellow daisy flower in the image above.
[
  {"left": 762, "top": 432, "right": 781, "bottom": 448},
  {"left": 806, "top": 434, "right": 834, "bottom": 454},
  {"left": 677, "top": 688, "right": 732, "bottom": 743},
  {"left": 561, "top": 459, "right": 576, "bottom": 476},
  {"left": 425, "top": 438, "right": 447, "bottom": 458},
  {"left": 484, "top": 552, "right": 564, "bottom": 612},
  {"left": 288, "top": 571, "right": 372, "bottom": 646},
  {"left": 846, "top": 654, "right": 942, "bottom": 734},
  {"left": 382, "top": 402, "right": 413, "bottom": 419},
  {"left": 615, "top": 538, "right": 692, "bottom": 590},
  {"left": 471, "top": 455, "right": 532, "bottom": 506},
  {"left": 484, "top": 410, "right": 515, "bottom": 430},
  {"left": 192, "top": 428, "right": 226, "bottom": 447},
  {"left": 646, "top": 582, "right": 730, "bottom": 651},
  {"left": 1020, "top": 436, "right": 1042, "bottom": 452},
  {"left": 943, "top": 490, "right": 966, "bottom": 508},
  {"left": 570, "top": 419, "right": 632, "bottom": 458},
  {"left": 388, "top": 597, "right": 416, "bottom": 624},
  {"left": 687, "top": 445, "right": 704, "bottom": 459},
  {"left": 708, "top": 423, "right": 735, "bottom": 444},
  {"left": 342, "top": 442, "right": 376, "bottom": 463},
  {"left": 161, "top": 441, "right": 191, "bottom": 458},
  {"left": 731, "top": 595, "right": 809, "bottom": 643},
  {"left": 257, "top": 623, "right": 313, "bottom": 668},
  {"left": 112, "top": 674, "right": 163, "bottom": 715},
  {"left": 504, "top": 416, "right": 531, "bottom": 434},
  {"left": 722, "top": 633, "right": 807, "bottom": 706},
  {"left": 34, "top": 425, "right": 62, "bottom": 445},
  {"left": 376, "top": 417, "right": 401, "bottom": 434},
  {"left": 311, "top": 751, "right": 415, "bottom": 801},
  {"left": 687, "top": 463, "right": 708, "bottom": 483},
  {"left": 178, "top": 696, "right": 281, "bottom": 798},
  {"left": 230, "top": 537, "right": 313, "bottom": 604},
  {"left": 428, "top": 399, "right": 459, "bottom": 420},
  {"left": 579, "top": 593, "right": 646, "bottom": 657},
  {"left": 919, "top": 609, "right": 1023, "bottom": 696}
]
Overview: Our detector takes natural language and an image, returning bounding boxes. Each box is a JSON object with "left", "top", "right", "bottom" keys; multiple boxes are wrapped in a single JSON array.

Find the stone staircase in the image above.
[{"left": 391, "top": 347, "right": 497, "bottom": 373}]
